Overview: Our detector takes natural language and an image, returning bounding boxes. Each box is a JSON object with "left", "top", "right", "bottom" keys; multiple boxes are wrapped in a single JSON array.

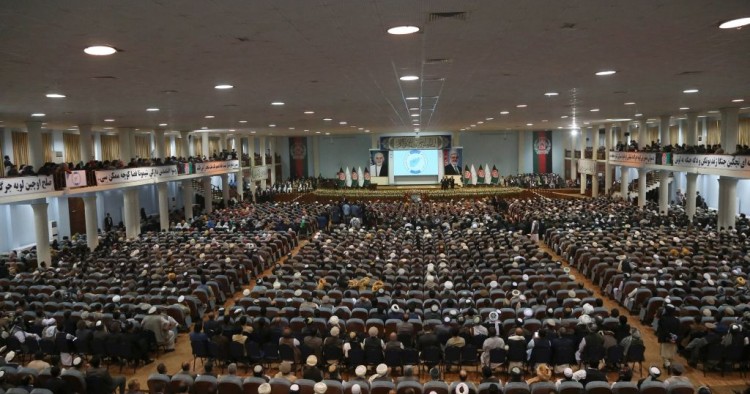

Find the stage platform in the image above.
[{"left": 309, "top": 186, "right": 528, "bottom": 200}]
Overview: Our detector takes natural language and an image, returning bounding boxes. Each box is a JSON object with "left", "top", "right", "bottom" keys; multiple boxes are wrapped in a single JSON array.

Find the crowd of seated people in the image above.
[{"left": 2, "top": 193, "right": 748, "bottom": 393}]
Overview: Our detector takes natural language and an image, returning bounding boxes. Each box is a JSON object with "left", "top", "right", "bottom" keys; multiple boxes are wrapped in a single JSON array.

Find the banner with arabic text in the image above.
[
  {"left": 95, "top": 165, "right": 179, "bottom": 186},
  {"left": 194, "top": 160, "right": 241, "bottom": 175},
  {"left": 0, "top": 175, "right": 55, "bottom": 196},
  {"left": 673, "top": 154, "right": 750, "bottom": 172}
]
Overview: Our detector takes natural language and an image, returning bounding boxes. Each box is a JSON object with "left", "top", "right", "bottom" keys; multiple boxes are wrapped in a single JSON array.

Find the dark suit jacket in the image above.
[
  {"left": 86, "top": 368, "right": 114, "bottom": 394},
  {"left": 444, "top": 164, "right": 460, "bottom": 175}
]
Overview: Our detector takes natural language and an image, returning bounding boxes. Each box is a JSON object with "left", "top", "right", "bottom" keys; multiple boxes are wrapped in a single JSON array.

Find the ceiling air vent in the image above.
[
  {"left": 424, "top": 58, "right": 453, "bottom": 65},
  {"left": 423, "top": 77, "right": 446, "bottom": 82},
  {"left": 428, "top": 12, "right": 467, "bottom": 22}
]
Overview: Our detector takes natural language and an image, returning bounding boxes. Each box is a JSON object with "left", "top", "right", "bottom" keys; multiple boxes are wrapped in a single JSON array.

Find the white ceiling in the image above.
[{"left": 0, "top": 0, "right": 749, "bottom": 136}]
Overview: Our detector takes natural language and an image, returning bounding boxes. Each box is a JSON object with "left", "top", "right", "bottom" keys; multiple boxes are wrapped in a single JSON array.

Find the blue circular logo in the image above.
[{"left": 405, "top": 150, "right": 426, "bottom": 174}]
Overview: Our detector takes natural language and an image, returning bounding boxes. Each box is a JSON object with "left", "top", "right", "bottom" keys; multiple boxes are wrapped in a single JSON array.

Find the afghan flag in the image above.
[
  {"left": 288, "top": 137, "right": 309, "bottom": 178},
  {"left": 337, "top": 168, "right": 346, "bottom": 188},
  {"left": 476, "top": 165, "right": 485, "bottom": 184},
  {"left": 363, "top": 168, "right": 371, "bottom": 187},
  {"left": 490, "top": 165, "right": 500, "bottom": 185},
  {"left": 532, "top": 130, "right": 553, "bottom": 173},
  {"left": 463, "top": 165, "right": 472, "bottom": 185},
  {"left": 350, "top": 166, "right": 359, "bottom": 188}
]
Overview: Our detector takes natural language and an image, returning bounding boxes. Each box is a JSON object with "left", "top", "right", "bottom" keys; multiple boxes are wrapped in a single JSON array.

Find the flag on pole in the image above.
[
  {"left": 463, "top": 165, "right": 472, "bottom": 185},
  {"left": 350, "top": 166, "right": 358, "bottom": 188},
  {"left": 345, "top": 166, "right": 352, "bottom": 187},
  {"left": 337, "top": 168, "right": 346, "bottom": 188},
  {"left": 363, "top": 167, "right": 371, "bottom": 187},
  {"left": 485, "top": 163, "right": 491, "bottom": 185},
  {"left": 357, "top": 166, "right": 364, "bottom": 187},
  {"left": 476, "top": 165, "right": 485, "bottom": 184},
  {"left": 470, "top": 164, "right": 477, "bottom": 186},
  {"left": 490, "top": 165, "right": 500, "bottom": 185}
]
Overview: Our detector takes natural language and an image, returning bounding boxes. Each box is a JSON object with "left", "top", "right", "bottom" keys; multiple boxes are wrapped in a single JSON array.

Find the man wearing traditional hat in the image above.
[
  {"left": 142, "top": 306, "right": 177, "bottom": 351},
  {"left": 655, "top": 304, "right": 680, "bottom": 369}
]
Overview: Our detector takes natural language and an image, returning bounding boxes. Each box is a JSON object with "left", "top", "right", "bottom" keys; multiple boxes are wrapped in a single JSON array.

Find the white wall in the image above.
[
  {"left": 461, "top": 131, "right": 519, "bottom": 176},
  {"left": 318, "top": 134, "right": 372, "bottom": 177}
]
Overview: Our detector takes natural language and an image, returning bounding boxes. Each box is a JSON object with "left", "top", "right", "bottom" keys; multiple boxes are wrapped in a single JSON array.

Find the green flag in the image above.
[
  {"left": 476, "top": 165, "right": 485, "bottom": 184},
  {"left": 363, "top": 167, "right": 371, "bottom": 187},
  {"left": 490, "top": 165, "right": 500, "bottom": 185},
  {"left": 337, "top": 167, "right": 346, "bottom": 188},
  {"left": 463, "top": 165, "right": 472, "bottom": 184}
]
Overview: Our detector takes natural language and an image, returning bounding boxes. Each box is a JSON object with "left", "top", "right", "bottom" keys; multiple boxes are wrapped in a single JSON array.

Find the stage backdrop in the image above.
[
  {"left": 442, "top": 148, "right": 463, "bottom": 176},
  {"left": 288, "top": 137, "right": 309, "bottom": 178},
  {"left": 532, "top": 131, "right": 553, "bottom": 173}
]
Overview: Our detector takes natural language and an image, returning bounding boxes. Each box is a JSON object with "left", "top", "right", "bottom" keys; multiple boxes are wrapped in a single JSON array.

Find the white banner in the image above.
[
  {"left": 194, "top": 160, "right": 240, "bottom": 175},
  {"left": 95, "top": 165, "right": 179, "bottom": 185},
  {"left": 577, "top": 159, "right": 597, "bottom": 175},
  {"left": 672, "top": 154, "right": 750, "bottom": 172},
  {"left": 65, "top": 170, "right": 88, "bottom": 189},
  {"left": 608, "top": 151, "right": 656, "bottom": 165},
  {"left": 0, "top": 175, "right": 55, "bottom": 196},
  {"left": 251, "top": 165, "right": 269, "bottom": 181}
]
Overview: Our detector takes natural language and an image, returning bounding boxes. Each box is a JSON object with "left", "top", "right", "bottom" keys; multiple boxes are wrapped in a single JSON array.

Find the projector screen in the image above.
[{"left": 393, "top": 149, "right": 440, "bottom": 176}]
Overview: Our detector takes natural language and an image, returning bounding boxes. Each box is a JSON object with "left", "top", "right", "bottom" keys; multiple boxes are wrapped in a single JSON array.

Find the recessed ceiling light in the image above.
[
  {"left": 583, "top": 122, "right": 590, "bottom": 125},
  {"left": 406, "top": 97, "right": 419, "bottom": 100},
  {"left": 719, "top": 17, "right": 750, "bottom": 29},
  {"left": 67, "top": 128, "right": 77, "bottom": 131},
  {"left": 304, "top": 111, "right": 315, "bottom": 114},
  {"left": 364, "top": 130, "right": 370, "bottom": 133},
  {"left": 460, "top": 128, "right": 466, "bottom": 131},
  {"left": 46, "top": 93, "right": 66, "bottom": 98},
  {"left": 31, "top": 113, "right": 45, "bottom": 117},
  {"left": 323, "top": 118, "right": 332, "bottom": 121},
  {"left": 214, "top": 84, "right": 233, "bottom": 90},
  {"left": 683, "top": 89, "right": 699, "bottom": 93},
  {"left": 413, "top": 123, "right": 420, "bottom": 126},
  {"left": 289, "top": 127, "right": 295, "bottom": 130},
  {"left": 146, "top": 108, "right": 159, "bottom": 112},
  {"left": 635, "top": 113, "right": 643, "bottom": 117},
  {"left": 607, "top": 118, "right": 633, "bottom": 122},
  {"left": 544, "top": 92, "right": 559, "bottom": 97},
  {"left": 486, "top": 117, "right": 494, "bottom": 121},
  {"left": 304, "top": 129, "right": 310, "bottom": 132},
  {"left": 358, "top": 128, "right": 364, "bottom": 131},
  {"left": 250, "top": 130, "right": 257, "bottom": 134},
  {"left": 205, "top": 115, "right": 215, "bottom": 118},
  {"left": 526, "top": 123, "right": 533, "bottom": 126},
  {"left": 516, "top": 104, "right": 527, "bottom": 108},
  {"left": 84, "top": 45, "right": 117, "bottom": 56},
  {"left": 741, "top": 107, "right": 750, "bottom": 110},
  {"left": 271, "top": 101, "right": 285, "bottom": 106},
  {"left": 325, "top": 132, "right": 331, "bottom": 135},
  {"left": 477, "top": 121, "right": 484, "bottom": 124},
  {"left": 679, "top": 107, "right": 690, "bottom": 110},
  {"left": 410, "top": 114, "right": 420, "bottom": 117},
  {"left": 557, "top": 126, "right": 563, "bottom": 129},
  {"left": 542, "top": 120, "right": 548, "bottom": 122},
  {"left": 315, "top": 131, "right": 321, "bottom": 134},
  {"left": 103, "top": 127, "right": 113, "bottom": 130},
  {"left": 409, "top": 107, "right": 419, "bottom": 111},
  {"left": 387, "top": 25, "right": 420, "bottom": 35},
  {"left": 595, "top": 70, "right": 616, "bottom": 76},
  {"left": 239, "top": 120, "right": 248, "bottom": 123},
  {"left": 708, "top": 110, "right": 719, "bottom": 114},
  {"left": 201, "top": 126, "right": 208, "bottom": 130},
  {"left": 159, "top": 123, "right": 168, "bottom": 126},
  {"left": 104, "top": 119, "right": 115, "bottom": 122},
  {"left": 269, "top": 124, "right": 276, "bottom": 127},
  {"left": 400, "top": 75, "right": 419, "bottom": 81},
  {"left": 470, "top": 124, "right": 476, "bottom": 127},
  {"left": 624, "top": 102, "right": 636, "bottom": 105},
  {"left": 590, "top": 108, "right": 600, "bottom": 112},
  {"left": 561, "top": 115, "right": 568, "bottom": 119},
  {"left": 732, "top": 99, "right": 744, "bottom": 102},
  {"left": 339, "top": 121, "right": 347, "bottom": 125},
  {"left": 500, "top": 111, "right": 510, "bottom": 115}
]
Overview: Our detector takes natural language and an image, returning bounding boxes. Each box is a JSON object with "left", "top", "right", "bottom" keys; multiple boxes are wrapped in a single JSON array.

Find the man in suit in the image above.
[
  {"left": 86, "top": 356, "right": 126, "bottom": 394},
  {"left": 444, "top": 150, "right": 461, "bottom": 175},
  {"left": 370, "top": 151, "right": 388, "bottom": 176}
]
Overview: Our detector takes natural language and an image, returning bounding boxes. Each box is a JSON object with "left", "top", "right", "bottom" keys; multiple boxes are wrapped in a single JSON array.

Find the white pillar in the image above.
[
  {"left": 659, "top": 115, "right": 671, "bottom": 146},
  {"left": 118, "top": 127, "right": 134, "bottom": 162},
  {"left": 157, "top": 183, "right": 169, "bottom": 231},
  {"left": 26, "top": 121, "right": 45, "bottom": 171},
  {"left": 79, "top": 124, "right": 93, "bottom": 163},
  {"left": 720, "top": 107, "right": 739, "bottom": 154},
  {"left": 180, "top": 131, "right": 191, "bottom": 158},
  {"left": 154, "top": 128, "right": 166, "bottom": 159},
  {"left": 82, "top": 195, "right": 99, "bottom": 250},
  {"left": 248, "top": 136, "right": 257, "bottom": 202},
  {"left": 169, "top": 135, "right": 176, "bottom": 157},
  {"left": 202, "top": 133, "right": 210, "bottom": 158},
  {"left": 269, "top": 137, "right": 276, "bottom": 186},
  {"left": 592, "top": 126, "right": 601, "bottom": 197},
  {"left": 182, "top": 180, "right": 194, "bottom": 220},
  {"left": 221, "top": 174, "right": 230, "bottom": 207},
  {"left": 718, "top": 177, "right": 738, "bottom": 230},
  {"left": 658, "top": 170, "right": 669, "bottom": 215},
  {"left": 123, "top": 189, "right": 139, "bottom": 239},
  {"left": 637, "top": 119, "right": 647, "bottom": 148},
  {"left": 604, "top": 124, "right": 613, "bottom": 195},
  {"left": 686, "top": 173, "right": 698, "bottom": 221},
  {"left": 259, "top": 137, "right": 267, "bottom": 189},
  {"left": 235, "top": 134, "right": 244, "bottom": 201},
  {"left": 685, "top": 112, "right": 698, "bottom": 146},
  {"left": 313, "top": 136, "right": 320, "bottom": 178},
  {"left": 579, "top": 128, "right": 586, "bottom": 195},
  {"left": 637, "top": 168, "right": 647, "bottom": 209},
  {"left": 203, "top": 177, "right": 213, "bottom": 213},
  {"left": 31, "top": 201, "right": 51, "bottom": 267},
  {"left": 569, "top": 133, "right": 577, "bottom": 181},
  {"left": 620, "top": 167, "right": 629, "bottom": 200}
]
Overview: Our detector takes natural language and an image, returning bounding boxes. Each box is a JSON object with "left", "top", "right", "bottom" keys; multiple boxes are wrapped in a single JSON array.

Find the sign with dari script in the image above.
[
  {"left": 251, "top": 165, "right": 269, "bottom": 181},
  {"left": 0, "top": 175, "right": 55, "bottom": 196},
  {"left": 380, "top": 135, "right": 452, "bottom": 150},
  {"left": 672, "top": 154, "right": 750, "bottom": 172},
  {"left": 95, "top": 165, "right": 179, "bottom": 186},
  {"left": 577, "top": 159, "right": 597, "bottom": 175},
  {"left": 194, "top": 160, "right": 241, "bottom": 175},
  {"left": 608, "top": 151, "right": 657, "bottom": 166}
]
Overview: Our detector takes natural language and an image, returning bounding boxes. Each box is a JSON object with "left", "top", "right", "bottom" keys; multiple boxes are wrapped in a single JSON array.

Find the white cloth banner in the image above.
[
  {"left": 577, "top": 159, "right": 597, "bottom": 175},
  {"left": 608, "top": 151, "right": 656, "bottom": 165},
  {"left": 95, "top": 165, "right": 179, "bottom": 185},
  {"left": 251, "top": 165, "right": 269, "bottom": 181},
  {"left": 194, "top": 160, "right": 241, "bottom": 175},
  {"left": 0, "top": 175, "right": 55, "bottom": 196},
  {"left": 65, "top": 170, "right": 88, "bottom": 189},
  {"left": 672, "top": 154, "right": 750, "bottom": 172}
]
